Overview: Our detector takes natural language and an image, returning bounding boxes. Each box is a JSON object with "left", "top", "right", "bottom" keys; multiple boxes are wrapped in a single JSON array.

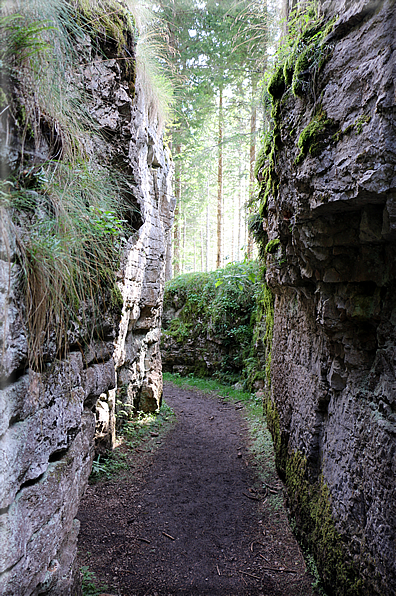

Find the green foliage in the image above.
[
  {"left": 80, "top": 565, "right": 108, "bottom": 596},
  {"left": 2, "top": 162, "right": 130, "bottom": 368},
  {"left": 156, "top": 0, "right": 273, "bottom": 271},
  {"left": 120, "top": 401, "right": 175, "bottom": 447},
  {"left": 0, "top": 12, "right": 53, "bottom": 67},
  {"left": 248, "top": 212, "right": 267, "bottom": 257},
  {"left": 355, "top": 113, "right": 371, "bottom": 134},
  {"left": 246, "top": 277, "right": 274, "bottom": 390},
  {"left": 163, "top": 371, "right": 252, "bottom": 401},
  {"left": 163, "top": 261, "right": 259, "bottom": 380},
  {"left": 90, "top": 451, "right": 128, "bottom": 482}
]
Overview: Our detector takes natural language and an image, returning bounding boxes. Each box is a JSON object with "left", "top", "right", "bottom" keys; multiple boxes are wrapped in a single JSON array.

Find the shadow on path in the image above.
[{"left": 77, "top": 382, "right": 314, "bottom": 596}]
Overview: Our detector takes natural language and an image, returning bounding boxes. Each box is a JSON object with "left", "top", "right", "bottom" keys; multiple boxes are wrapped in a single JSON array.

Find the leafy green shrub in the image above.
[{"left": 162, "top": 262, "right": 259, "bottom": 380}]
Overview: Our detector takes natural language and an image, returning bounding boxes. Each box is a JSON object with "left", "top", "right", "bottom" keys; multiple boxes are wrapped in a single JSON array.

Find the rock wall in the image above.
[
  {"left": 80, "top": 38, "right": 175, "bottom": 416},
  {"left": 261, "top": 1, "right": 395, "bottom": 594},
  {"left": 0, "top": 18, "right": 174, "bottom": 596}
]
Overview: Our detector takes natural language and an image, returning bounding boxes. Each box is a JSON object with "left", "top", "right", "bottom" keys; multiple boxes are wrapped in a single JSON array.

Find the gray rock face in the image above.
[
  {"left": 265, "top": 1, "right": 396, "bottom": 593},
  {"left": 0, "top": 30, "right": 173, "bottom": 596}
]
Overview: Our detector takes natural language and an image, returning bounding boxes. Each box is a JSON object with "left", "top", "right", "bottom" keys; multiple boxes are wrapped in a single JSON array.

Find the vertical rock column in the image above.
[{"left": 114, "top": 83, "right": 175, "bottom": 414}]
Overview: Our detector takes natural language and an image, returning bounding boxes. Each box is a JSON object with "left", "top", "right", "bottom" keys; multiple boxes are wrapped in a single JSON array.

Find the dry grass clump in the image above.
[{"left": 0, "top": 0, "right": 173, "bottom": 370}]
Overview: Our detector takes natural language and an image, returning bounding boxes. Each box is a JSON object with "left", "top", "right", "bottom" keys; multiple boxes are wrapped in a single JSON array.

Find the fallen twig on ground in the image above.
[
  {"left": 243, "top": 492, "right": 261, "bottom": 501},
  {"left": 239, "top": 570, "right": 261, "bottom": 580},
  {"left": 162, "top": 531, "right": 175, "bottom": 540}
]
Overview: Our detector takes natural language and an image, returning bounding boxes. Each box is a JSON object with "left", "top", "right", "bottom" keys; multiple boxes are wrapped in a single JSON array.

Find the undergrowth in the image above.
[
  {"left": 162, "top": 261, "right": 259, "bottom": 382},
  {"left": 80, "top": 565, "right": 108, "bottom": 596},
  {"left": 89, "top": 401, "right": 175, "bottom": 483}
]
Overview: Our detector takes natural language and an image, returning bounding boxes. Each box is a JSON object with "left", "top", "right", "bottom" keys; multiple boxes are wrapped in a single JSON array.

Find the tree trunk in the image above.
[
  {"left": 182, "top": 215, "right": 186, "bottom": 273},
  {"left": 231, "top": 202, "right": 235, "bottom": 262},
  {"left": 247, "top": 78, "right": 257, "bottom": 260},
  {"left": 206, "top": 197, "right": 210, "bottom": 272},
  {"left": 238, "top": 160, "right": 242, "bottom": 259},
  {"left": 201, "top": 228, "right": 204, "bottom": 271},
  {"left": 216, "top": 86, "right": 223, "bottom": 269}
]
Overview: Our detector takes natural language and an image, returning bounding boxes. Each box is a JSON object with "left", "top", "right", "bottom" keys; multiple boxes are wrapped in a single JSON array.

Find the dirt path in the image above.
[{"left": 77, "top": 382, "right": 314, "bottom": 596}]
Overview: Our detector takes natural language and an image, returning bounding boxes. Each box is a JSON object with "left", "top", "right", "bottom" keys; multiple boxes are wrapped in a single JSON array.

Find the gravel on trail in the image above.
[{"left": 77, "top": 382, "right": 314, "bottom": 596}]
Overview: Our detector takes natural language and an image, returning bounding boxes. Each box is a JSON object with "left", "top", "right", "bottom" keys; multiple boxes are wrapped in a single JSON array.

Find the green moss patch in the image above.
[
  {"left": 267, "top": 64, "right": 286, "bottom": 100},
  {"left": 264, "top": 395, "right": 372, "bottom": 596},
  {"left": 295, "top": 107, "right": 334, "bottom": 163},
  {"left": 265, "top": 238, "right": 280, "bottom": 254}
]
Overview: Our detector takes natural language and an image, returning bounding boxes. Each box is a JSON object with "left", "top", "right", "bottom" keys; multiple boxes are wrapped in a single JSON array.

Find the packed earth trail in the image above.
[{"left": 77, "top": 383, "right": 315, "bottom": 596}]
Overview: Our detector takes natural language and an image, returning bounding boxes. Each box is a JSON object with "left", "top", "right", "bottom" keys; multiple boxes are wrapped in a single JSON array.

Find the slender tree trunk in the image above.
[
  {"left": 216, "top": 86, "right": 223, "bottom": 269},
  {"left": 238, "top": 160, "right": 242, "bottom": 259},
  {"left": 222, "top": 192, "right": 225, "bottom": 264},
  {"left": 182, "top": 215, "right": 186, "bottom": 273},
  {"left": 247, "top": 78, "right": 257, "bottom": 260},
  {"left": 231, "top": 203, "right": 235, "bottom": 262},
  {"left": 173, "top": 144, "right": 182, "bottom": 276},
  {"left": 201, "top": 228, "right": 204, "bottom": 271},
  {"left": 193, "top": 237, "right": 196, "bottom": 271},
  {"left": 206, "top": 197, "right": 210, "bottom": 272}
]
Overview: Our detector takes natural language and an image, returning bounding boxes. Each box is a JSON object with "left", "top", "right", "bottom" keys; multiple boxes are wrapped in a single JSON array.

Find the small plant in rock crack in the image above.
[
  {"left": 81, "top": 565, "right": 108, "bottom": 596},
  {"left": 304, "top": 553, "right": 329, "bottom": 596},
  {"left": 89, "top": 452, "right": 128, "bottom": 483}
]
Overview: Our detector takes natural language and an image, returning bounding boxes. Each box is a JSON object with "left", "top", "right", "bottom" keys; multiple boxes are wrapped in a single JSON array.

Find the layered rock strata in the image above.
[
  {"left": 261, "top": 1, "right": 396, "bottom": 594},
  {"left": 0, "top": 22, "right": 173, "bottom": 596}
]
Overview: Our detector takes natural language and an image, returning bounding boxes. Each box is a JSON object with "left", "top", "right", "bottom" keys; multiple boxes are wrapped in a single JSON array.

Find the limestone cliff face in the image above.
[
  {"left": 113, "top": 84, "right": 175, "bottom": 414},
  {"left": 263, "top": 1, "right": 395, "bottom": 594},
  {"left": 81, "top": 42, "right": 175, "bottom": 416},
  {"left": 0, "top": 27, "right": 173, "bottom": 596}
]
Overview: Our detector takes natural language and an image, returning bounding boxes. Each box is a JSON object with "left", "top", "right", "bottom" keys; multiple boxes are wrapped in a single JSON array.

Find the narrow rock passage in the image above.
[{"left": 77, "top": 383, "right": 313, "bottom": 596}]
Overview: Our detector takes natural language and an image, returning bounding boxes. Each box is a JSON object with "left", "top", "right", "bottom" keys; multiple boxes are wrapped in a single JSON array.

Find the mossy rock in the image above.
[
  {"left": 283, "top": 52, "right": 295, "bottom": 87},
  {"left": 295, "top": 107, "right": 334, "bottom": 163},
  {"left": 265, "top": 397, "right": 372, "bottom": 596},
  {"left": 0, "top": 87, "right": 7, "bottom": 109},
  {"left": 254, "top": 146, "right": 268, "bottom": 180},
  {"left": 291, "top": 46, "right": 311, "bottom": 97},
  {"left": 267, "top": 64, "right": 286, "bottom": 100},
  {"left": 110, "top": 283, "right": 123, "bottom": 310},
  {"left": 265, "top": 238, "right": 280, "bottom": 254}
]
